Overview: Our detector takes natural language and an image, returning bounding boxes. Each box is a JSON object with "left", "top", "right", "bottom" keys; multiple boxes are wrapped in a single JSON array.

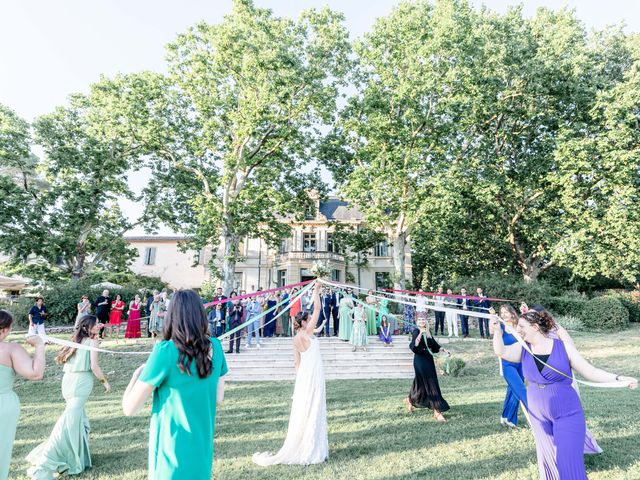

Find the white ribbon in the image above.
[{"left": 37, "top": 335, "right": 152, "bottom": 355}]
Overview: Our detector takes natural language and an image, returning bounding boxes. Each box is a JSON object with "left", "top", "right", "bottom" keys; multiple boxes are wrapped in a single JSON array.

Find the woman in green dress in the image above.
[
  {"left": 122, "top": 289, "right": 228, "bottom": 480},
  {"left": 27, "top": 315, "right": 110, "bottom": 479},
  {"left": 378, "top": 297, "right": 390, "bottom": 330},
  {"left": 338, "top": 290, "right": 354, "bottom": 341},
  {"left": 365, "top": 290, "right": 378, "bottom": 335},
  {"left": 0, "top": 310, "right": 46, "bottom": 480}
]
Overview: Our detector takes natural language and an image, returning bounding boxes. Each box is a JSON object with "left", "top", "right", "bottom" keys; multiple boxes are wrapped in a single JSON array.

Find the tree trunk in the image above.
[
  {"left": 71, "top": 247, "right": 86, "bottom": 281},
  {"left": 522, "top": 261, "right": 540, "bottom": 284},
  {"left": 220, "top": 223, "right": 239, "bottom": 295},
  {"left": 391, "top": 230, "right": 407, "bottom": 290}
]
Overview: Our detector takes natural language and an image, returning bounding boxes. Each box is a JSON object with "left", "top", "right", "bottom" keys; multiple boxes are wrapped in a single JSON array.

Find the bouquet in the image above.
[{"left": 310, "top": 260, "right": 331, "bottom": 279}]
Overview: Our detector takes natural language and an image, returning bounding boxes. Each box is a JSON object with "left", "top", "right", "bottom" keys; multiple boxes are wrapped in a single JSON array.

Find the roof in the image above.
[{"left": 319, "top": 198, "right": 364, "bottom": 221}]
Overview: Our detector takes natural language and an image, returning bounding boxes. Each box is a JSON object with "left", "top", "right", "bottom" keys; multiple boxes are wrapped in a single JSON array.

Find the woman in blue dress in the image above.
[
  {"left": 494, "top": 304, "right": 526, "bottom": 427},
  {"left": 264, "top": 294, "right": 277, "bottom": 337}
]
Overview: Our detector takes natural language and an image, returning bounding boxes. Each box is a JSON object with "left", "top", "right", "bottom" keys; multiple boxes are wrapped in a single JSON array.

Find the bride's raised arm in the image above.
[{"left": 305, "top": 282, "right": 323, "bottom": 334}]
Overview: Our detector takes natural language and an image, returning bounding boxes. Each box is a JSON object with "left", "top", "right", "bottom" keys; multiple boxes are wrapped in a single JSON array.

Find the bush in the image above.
[
  {"left": 598, "top": 291, "right": 640, "bottom": 323},
  {"left": 554, "top": 315, "right": 584, "bottom": 332},
  {"left": 546, "top": 296, "right": 586, "bottom": 318},
  {"left": 437, "top": 356, "right": 466, "bottom": 376},
  {"left": 580, "top": 296, "right": 629, "bottom": 331},
  {"left": 0, "top": 297, "right": 33, "bottom": 328}
]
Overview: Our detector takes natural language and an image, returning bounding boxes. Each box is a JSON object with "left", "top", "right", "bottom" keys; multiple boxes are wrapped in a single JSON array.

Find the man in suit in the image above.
[
  {"left": 94, "top": 289, "right": 111, "bottom": 339},
  {"left": 226, "top": 296, "right": 244, "bottom": 354},
  {"left": 433, "top": 286, "right": 446, "bottom": 335},
  {"left": 473, "top": 287, "right": 491, "bottom": 339},
  {"left": 330, "top": 288, "right": 340, "bottom": 336},
  {"left": 213, "top": 287, "right": 228, "bottom": 320},
  {"left": 457, "top": 287, "right": 472, "bottom": 338},
  {"left": 319, "top": 287, "right": 332, "bottom": 337}
]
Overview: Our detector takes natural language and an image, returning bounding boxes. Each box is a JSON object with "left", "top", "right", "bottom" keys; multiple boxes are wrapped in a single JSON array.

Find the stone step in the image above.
[{"left": 224, "top": 371, "right": 414, "bottom": 381}]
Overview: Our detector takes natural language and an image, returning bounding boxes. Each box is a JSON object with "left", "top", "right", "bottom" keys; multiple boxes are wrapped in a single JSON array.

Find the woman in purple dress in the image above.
[{"left": 491, "top": 311, "right": 637, "bottom": 479}]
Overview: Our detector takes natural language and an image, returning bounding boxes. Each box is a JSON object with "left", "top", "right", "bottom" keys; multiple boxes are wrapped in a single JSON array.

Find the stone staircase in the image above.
[{"left": 223, "top": 335, "right": 416, "bottom": 381}]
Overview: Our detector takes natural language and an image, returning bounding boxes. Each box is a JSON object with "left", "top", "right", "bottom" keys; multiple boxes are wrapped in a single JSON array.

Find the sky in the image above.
[{"left": 1, "top": 0, "right": 638, "bottom": 234}]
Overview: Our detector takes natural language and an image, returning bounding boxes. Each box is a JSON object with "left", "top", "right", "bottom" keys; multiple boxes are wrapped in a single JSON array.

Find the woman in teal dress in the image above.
[
  {"left": 365, "top": 291, "right": 378, "bottom": 335},
  {"left": 122, "top": 289, "right": 228, "bottom": 480},
  {"left": 378, "top": 297, "right": 390, "bottom": 329},
  {"left": 338, "top": 291, "right": 354, "bottom": 341},
  {"left": 27, "top": 315, "right": 110, "bottom": 479},
  {"left": 0, "top": 310, "right": 46, "bottom": 480}
]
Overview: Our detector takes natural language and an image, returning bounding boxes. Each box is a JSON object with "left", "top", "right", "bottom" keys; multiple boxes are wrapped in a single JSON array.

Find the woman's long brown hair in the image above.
[
  {"left": 56, "top": 315, "right": 97, "bottom": 364},
  {"left": 163, "top": 290, "right": 213, "bottom": 379}
]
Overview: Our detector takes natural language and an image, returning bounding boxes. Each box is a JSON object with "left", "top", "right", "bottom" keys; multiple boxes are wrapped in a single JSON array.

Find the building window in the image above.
[
  {"left": 279, "top": 239, "right": 288, "bottom": 254},
  {"left": 375, "top": 272, "right": 392, "bottom": 290},
  {"left": 143, "top": 247, "right": 156, "bottom": 265},
  {"left": 374, "top": 241, "right": 389, "bottom": 257},
  {"left": 331, "top": 269, "right": 341, "bottom": 282},
  {"left": 303, "top": 233, "right": 317, "bottom": 252},
  {"left": 234, "top": 272, "right": 242, "bottom": 290},
  {"left": 327, "top": 233, "right": 340, "bottom": 253},
  {"left": 304, "top": 201, "right": 316, "bottom": 220},
  {"left": 194, "top": 248, "right": 206, "bottom": 265},
  {"left": 277, "top": 269, "right": 287, "bottom": 287}
]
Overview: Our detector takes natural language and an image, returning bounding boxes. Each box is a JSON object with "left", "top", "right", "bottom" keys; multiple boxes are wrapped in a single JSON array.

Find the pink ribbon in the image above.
[{"left": 203, "top": 279, "right": 314, "bottom": 308}]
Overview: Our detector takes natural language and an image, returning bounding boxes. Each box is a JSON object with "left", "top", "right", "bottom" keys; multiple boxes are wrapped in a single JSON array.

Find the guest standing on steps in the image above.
[
  {"left": 226, "top": 293, "right": 244, "bottom": 354},
  {"left": 338, "top": 290, "right": 354, "bottom": 342},
  {"left": 350, "top": 303, "right": 368, "bottom": 352}
]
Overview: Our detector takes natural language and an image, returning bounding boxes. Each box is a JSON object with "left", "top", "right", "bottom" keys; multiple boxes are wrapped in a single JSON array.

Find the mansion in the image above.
[{"left": 126, "top": 195, "right": 412, "bottom": 291}]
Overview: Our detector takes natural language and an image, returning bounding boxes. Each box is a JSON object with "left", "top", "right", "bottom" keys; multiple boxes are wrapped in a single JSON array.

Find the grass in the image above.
[{"left": 6, "top": 325, "right": 640, "bottom": 479}]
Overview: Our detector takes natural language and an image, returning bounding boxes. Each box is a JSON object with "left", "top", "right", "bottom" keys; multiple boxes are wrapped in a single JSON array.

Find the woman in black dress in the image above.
[{"left": 404, "top": 316, "right": 451, "bottom": 422}]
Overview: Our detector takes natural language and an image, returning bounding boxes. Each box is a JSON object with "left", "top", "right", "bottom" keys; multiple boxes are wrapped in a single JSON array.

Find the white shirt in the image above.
[{"left": 415, "top": 295, "right": 427, "bottom": 313}]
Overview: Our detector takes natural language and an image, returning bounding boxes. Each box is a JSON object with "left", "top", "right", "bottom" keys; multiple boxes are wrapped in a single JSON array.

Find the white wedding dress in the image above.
[{"left": 253, "top": 336, "right": 328, "bottom": 466}]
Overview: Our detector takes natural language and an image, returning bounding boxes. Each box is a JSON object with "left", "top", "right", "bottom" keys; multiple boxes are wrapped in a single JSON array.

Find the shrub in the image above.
[
  {"left": 581, "top": 296, "right": 629, "bottom": 331},
  {"left": 437, "top": 356, "right": 466, "bottom": 376},
  {"left": 546, "top": 296, "right": 586, "bottom": 318},
  {"left": 598, "top": 291, "right": 640, "bottom": 323},
  {"left": 0, "top": 297, "right": 33, "bottom": 328},
  {"left": 554, "top": 315, "right": 584, "bottom": 332}
]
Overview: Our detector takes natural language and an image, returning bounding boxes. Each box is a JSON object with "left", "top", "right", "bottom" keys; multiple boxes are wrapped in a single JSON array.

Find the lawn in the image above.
[{"left": 7, "top": 325, "right": 640, "bottom": 479}]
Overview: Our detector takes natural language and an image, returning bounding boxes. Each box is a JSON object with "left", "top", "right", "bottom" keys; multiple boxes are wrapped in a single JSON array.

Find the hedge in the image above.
[{"left": 580, "top": 296, "right": 629, "bottom": 331}]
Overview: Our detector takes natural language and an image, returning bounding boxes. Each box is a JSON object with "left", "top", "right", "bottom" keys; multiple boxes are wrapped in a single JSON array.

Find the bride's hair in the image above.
[{"left": 293, "top": 312, "right": 309, "bottom": 332}]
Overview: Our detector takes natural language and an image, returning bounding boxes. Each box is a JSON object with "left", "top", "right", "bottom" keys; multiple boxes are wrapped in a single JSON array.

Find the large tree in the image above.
[
  {"left": 453, "top": 9, "right": 640, "bottom": 282},
  {"left": 0, "top": 98, "right": 137, "bottom": 280},
  {"left": 324, "top": 0, "right": 482, "bottom": 289},
  {"left": 93, "top": 0, "right": 351, "bottom": 293}
]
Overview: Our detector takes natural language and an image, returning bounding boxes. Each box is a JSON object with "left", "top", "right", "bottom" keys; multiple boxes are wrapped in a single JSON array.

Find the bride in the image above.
[{"left": 253, "top": 281, "right": 328, "bottom": 466}]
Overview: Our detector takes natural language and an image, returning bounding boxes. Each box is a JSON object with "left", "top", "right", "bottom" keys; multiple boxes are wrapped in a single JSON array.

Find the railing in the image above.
[{"left": 276, "top": 251, "right": 345, "bottom": 263}]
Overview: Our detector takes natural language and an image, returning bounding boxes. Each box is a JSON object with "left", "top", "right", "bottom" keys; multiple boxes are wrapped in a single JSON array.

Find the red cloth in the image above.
[
  {"left": 289, "top": 297, "right": 301, "bottom": 318},
  {"left": 108, "top": 300, "right": 125, "bottom": 325},
  {"left": 125, "top": 302, "right": 141, "bottom": 338}
]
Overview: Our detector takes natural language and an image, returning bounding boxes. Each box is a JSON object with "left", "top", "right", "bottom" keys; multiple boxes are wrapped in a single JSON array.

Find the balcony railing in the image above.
[{"left": 276, "top": 250, "right": 344, "bottom": 263}]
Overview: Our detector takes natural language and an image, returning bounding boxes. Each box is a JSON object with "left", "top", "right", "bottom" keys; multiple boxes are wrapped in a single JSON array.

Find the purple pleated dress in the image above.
[{"left": 522, "top": 338, "right": 588, "bottom": 480}]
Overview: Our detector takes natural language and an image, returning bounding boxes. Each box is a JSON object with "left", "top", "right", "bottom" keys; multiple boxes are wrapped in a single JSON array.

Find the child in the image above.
[{"left": 379, "top": 315, "right": 393, "bottom": 346}]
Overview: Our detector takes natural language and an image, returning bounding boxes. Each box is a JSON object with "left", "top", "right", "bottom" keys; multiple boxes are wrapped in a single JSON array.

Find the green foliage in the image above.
[
  {"left": 0, "top": 97, "right": 138, "bottom": 280},
  {"left": 554, "top": 315, "right": 585, "bottom": 332},
  {"left": 198, "top": 279, "right": 216, "bottom": 300},
  {"left": 437, "top": 356, "right": 466, "bottom": 377},
  {"left": 598, "top": 291, "right": 640, "bottom": 323},
  {"left": 581, "top": 296, "right": 629, "bottom": 331},
  {"left": 93, "top": 0, "right": 352, "bottom": 292},
  {"left": 0, "top": 297, "right": 33, "bottom": 328},
  {"left": 546, "top": 296, "right": 587, "bottom": 319},
  {"left": 447, "top": 274, "right": 556, "bottom": 307}
]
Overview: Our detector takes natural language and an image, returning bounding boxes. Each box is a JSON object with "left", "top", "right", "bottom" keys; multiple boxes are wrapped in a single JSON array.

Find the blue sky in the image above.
[{"left": 1, "top": 0, "right": 637, "bottom": 234}]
